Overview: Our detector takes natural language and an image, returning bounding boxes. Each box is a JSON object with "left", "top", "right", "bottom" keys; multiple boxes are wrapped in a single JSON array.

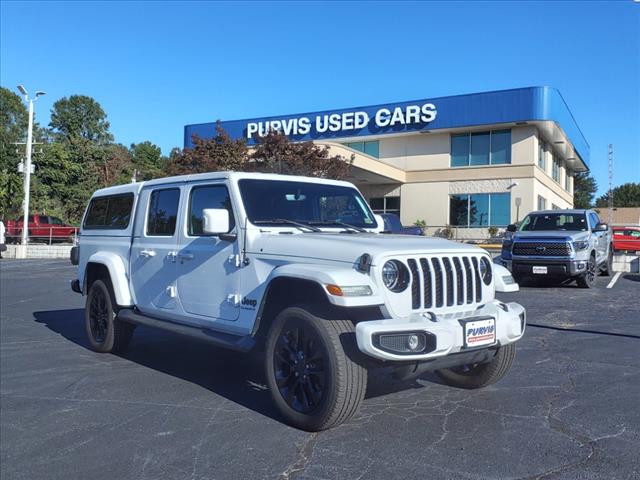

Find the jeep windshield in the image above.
[
  {"left": 238, "top": 179, "right": 378, "bottom": 230},
  {"left": 519, "top": 213, "right": 588, "bottom": 232}
]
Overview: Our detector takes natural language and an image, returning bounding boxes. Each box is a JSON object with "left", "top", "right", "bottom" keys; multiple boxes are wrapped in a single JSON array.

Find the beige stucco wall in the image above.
[
  {"left": 378, "top": 133, "right": 450, "bottom": 171},
  {"left": 377, "top": 126, "right": 537, "bottom": 173},
  {"left": 511, "top": 126, "right": 537, "bottom": 165},
  {"left": 399, "top": 182, "right": 450, "bottom": 227}
]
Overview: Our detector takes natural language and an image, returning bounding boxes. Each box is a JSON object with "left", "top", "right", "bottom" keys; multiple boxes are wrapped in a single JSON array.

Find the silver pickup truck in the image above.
[{"left": 502, "top": 209, "right": 613, "bottom": 288}]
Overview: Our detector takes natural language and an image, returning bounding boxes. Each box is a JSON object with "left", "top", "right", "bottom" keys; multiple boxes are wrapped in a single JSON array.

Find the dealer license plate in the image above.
[
  {"left": 532, "top": 266, "right": 548, "bottom": 274},
  {"left": 463, "top": 318, "right": 496, "bottom": 348}
]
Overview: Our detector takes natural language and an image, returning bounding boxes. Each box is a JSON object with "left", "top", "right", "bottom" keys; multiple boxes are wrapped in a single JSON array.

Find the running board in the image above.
[{"left": 116, "top": 309, "right": 255, "bottom": 353}]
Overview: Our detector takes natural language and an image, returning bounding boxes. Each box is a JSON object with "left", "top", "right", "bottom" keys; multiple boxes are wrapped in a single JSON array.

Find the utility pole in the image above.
[
  {"left": 16, "top": 85, "right": 46, "bottom": 248},
  {"left": 608, "top": 144, "right": 614, "bottom": 225}
]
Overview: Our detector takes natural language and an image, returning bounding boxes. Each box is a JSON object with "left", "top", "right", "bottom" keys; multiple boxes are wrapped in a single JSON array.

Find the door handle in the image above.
[
  {"left": 178, "top": 252, "right": 195, "bottom": 261},
  {"left": 140, "top": 249, "right": 156, "bottom": 258}
]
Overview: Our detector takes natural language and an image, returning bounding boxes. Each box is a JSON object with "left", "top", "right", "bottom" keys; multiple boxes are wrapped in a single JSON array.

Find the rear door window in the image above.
[{"left": 147, "top": 188, "right": 180, "bottom": 236}]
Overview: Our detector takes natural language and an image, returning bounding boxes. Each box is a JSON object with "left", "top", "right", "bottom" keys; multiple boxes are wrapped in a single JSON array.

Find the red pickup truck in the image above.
[
  {"left": 5, "top": 215, "right": 78, "bottom": 243},
  {"left": 612, "top": 226, "right": 640, "bottom": 252}
]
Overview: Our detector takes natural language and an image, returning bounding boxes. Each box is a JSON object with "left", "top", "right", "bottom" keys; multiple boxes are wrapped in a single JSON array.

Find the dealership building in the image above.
[{"left": 184, "top": 86, "right": 589, "bottom": 236}]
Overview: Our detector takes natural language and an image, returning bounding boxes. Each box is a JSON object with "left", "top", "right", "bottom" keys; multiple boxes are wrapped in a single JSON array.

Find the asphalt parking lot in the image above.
[{"left": 1, "top": 260, "right": 639, "bottom": 480}]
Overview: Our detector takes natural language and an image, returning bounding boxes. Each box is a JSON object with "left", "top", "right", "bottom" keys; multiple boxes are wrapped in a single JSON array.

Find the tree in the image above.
[
  {"left": 0, "top": 87, "right": 28, "bottom": 218},
  {"left": 596, "top": 182, "right": 640, "bottom": 208},
  {"left": 573, "top": 172, "right": 598, "bottom": 209},
  {"left": 130, "top": 141, "right": 166, "bottom": 180},
  {"left": 45, "top": 95, "right": 126, "bottom": 222},
  {"left": 250, "top": 130, "right": 353, "bottom": 179},
  {"left": 167, "top": 122, "right": 248, "bottom": 175},
  {"left": 49, "top": 95, "right": 113, "bottom": 144}
]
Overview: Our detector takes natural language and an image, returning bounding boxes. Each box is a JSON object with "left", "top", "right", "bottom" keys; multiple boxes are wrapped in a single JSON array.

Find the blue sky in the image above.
[{"left": 1, "top": 0, "right": 638, "bottom": 195}]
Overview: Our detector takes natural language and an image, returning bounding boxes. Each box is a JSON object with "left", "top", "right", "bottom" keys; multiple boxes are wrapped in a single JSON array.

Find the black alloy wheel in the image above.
[
  {"left": 85, "top": 279, "right": 134, "bottom": 353},
  {"left": 577, "top": 256, "right": 597, "bottom": 288},
  {"left": 436, "top": 343, "right": 517, "bottom": 389},
  {"left": 585, "top": 258, "right": 596, "bottom": 285},
  {"left": 264, "top": 307, "right": 367, "bottom": 431},
  {"left": 274, "top": 323, "right": 326, "bottom": 413},
  {"left": 89, "top": 285, "right": 109, "bottom": 344}
]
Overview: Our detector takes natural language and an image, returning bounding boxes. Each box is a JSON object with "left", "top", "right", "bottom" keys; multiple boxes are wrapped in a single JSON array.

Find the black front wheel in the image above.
[
  {"left": 576, "top": 256, "right": 597, "bottom": 288},
  {"left": 264, "top": 307, "right": 367, "bottom": 431},
  {"left": 600, "top": 248, "right": 613, "bottom": 277}
]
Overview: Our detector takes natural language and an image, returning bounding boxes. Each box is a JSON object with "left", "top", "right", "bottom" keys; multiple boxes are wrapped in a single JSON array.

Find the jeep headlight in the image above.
[
  {"left": 381, "top": 260, "right": 410, "bottom": 292},
  {"left": 573, "top": 240, "right": 589, "bottom": 251},
  {"left": 479, "top": 257, "right": 493, "bottom": 285}
]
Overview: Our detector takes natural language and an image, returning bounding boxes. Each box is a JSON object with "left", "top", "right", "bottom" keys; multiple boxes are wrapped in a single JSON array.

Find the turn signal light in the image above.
[{"left": 325, "top": 284, "right": 373, "bottom": 297}]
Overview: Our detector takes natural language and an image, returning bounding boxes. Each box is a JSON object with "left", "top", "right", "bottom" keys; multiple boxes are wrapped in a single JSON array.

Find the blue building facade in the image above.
[{"left": 184, "top": 87, "right": 588, "bottom": 235}]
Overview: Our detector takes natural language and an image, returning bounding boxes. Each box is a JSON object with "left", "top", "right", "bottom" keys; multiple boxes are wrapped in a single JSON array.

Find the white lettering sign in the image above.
[{"left": 246, "top": 102, "right": 437, "bottom": 138}]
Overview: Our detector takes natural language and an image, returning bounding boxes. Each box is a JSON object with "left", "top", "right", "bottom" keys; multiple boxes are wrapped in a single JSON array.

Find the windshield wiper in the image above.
[
  {"left": 253, "top": 219, "right": 321, "bottom": 232},
  {"left": 308, "top": 220, "right": 367, "bottom": 233}
]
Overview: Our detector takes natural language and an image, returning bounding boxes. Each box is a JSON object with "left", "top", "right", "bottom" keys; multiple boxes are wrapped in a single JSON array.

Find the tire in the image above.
[
  {"left": 600, "top": 247, "right": 613, "bottom": 277},
  {"left": 576, "top": 253, "right": 597, "bottom": 288},
  {"left": 264, "top": 306, "right": 367, "bottom": 431},
  {"left": 85, "top": 279, "right": 133, "bottom": 354},
  {"left": 435, "top": 343, "right": 516, "bottom": 389}
]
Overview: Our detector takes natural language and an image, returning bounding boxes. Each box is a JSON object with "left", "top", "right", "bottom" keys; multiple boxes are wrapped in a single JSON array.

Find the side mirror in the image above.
[
  {"left": 593, "top": 222, "right": 608, "bottom": 232},
  {"left": 506, "top": 224, "right": 517, "bottom": 232},
  {"left": 202, "top": 209, "right": 229, "bottom": 235}
]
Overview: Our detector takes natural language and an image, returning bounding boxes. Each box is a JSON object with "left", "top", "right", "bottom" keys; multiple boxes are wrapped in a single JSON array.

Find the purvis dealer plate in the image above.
[{"left": 463, "top": 318, "right": 496, "bottom": 348}]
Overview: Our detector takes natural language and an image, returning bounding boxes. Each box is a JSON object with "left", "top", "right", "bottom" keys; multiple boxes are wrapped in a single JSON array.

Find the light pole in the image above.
[{"left": 17, "top": 85, "right": 46, "bottom": 247}]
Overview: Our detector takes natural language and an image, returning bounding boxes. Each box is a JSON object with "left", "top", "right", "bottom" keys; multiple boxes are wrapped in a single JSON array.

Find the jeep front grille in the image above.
[
  {"left": 512, "top": 242, "right": 571, "bottom": 256},
  {"left": 408, "top": 255, "right": 484, "bottom": 310}
]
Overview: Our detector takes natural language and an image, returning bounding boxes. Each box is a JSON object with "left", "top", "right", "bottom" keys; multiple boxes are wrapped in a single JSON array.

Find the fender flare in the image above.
[
  {"left": 85, "top": 252, "right": 133, "bottom": 306},
  {"left": 265, "top": 264, "right": 384, "bottom": 307},
  {"left": 494, "top": 263, "right": 519, "bottom": 293}
]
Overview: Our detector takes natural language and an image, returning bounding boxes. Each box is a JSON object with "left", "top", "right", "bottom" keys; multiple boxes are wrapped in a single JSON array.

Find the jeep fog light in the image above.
[
  {"left": 373, "top": 332, "right": 430, "bottom": 354},
  {"left": 325, "top": 284, "right": 373, "bottom": 297}
]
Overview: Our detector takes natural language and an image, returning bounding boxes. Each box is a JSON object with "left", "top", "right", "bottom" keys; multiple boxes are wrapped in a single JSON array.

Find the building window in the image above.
[
  {"left": 449, "top": 192, "right": 511, "bottom": 227},
  {"left": 451, "top": 134, "right": 470, "bottom": 167},
  {"left": 538, "top": 138, "right": 546, "bottom": 171},
  {"left": 552, "top": 153, "right": 561, "bottom": 183},
  {"left": 565, "top": 172, "right": 571, "bottom": 192},
  {"left": 369, "top": 196, "right": 400, "bottom": 215},
  {"left": 537, "top": 195, "right": 547, "bottom": 211},
  {"left": 345, "top": 140, "right": 379, "bottom": 158},
  {"left": 450, "top": 130, "right": 511, "bottom": 167}
]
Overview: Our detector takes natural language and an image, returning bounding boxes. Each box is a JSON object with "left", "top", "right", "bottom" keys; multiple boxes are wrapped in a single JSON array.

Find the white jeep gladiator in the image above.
[{"left": 70, "top": 172, "right": 525, "bottom": 431}]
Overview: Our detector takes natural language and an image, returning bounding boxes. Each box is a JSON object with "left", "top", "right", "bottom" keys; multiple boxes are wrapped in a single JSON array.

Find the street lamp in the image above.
[{"left": 16, "top": 85, "right": 46, "bottom": 247}]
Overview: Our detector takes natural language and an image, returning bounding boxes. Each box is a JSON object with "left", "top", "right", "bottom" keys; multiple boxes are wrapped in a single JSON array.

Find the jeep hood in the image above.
[{"left": 251, "top": 232, "right": 486, "bottom": 265}]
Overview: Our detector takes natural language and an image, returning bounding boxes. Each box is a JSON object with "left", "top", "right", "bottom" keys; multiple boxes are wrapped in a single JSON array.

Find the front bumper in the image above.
[
  {"left": 355, "top": 300, "right": 526, "bottom": 361},
  {"left": 512, "top": 258, "right": 588, "bottom": 276}
]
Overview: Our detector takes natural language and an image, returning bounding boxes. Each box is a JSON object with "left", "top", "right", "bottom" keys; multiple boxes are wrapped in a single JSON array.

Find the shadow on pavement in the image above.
[
  {"left": 527, "top": 322, "right": 640, "bottom": 339},
  {"left": 33, "top": 309, "right": 432, "bottom": 425}
]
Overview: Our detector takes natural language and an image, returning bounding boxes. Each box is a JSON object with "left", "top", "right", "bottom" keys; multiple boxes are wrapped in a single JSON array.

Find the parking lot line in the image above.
[{"left": 606, "top": 271, "right": 622, "bottom": 289}]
